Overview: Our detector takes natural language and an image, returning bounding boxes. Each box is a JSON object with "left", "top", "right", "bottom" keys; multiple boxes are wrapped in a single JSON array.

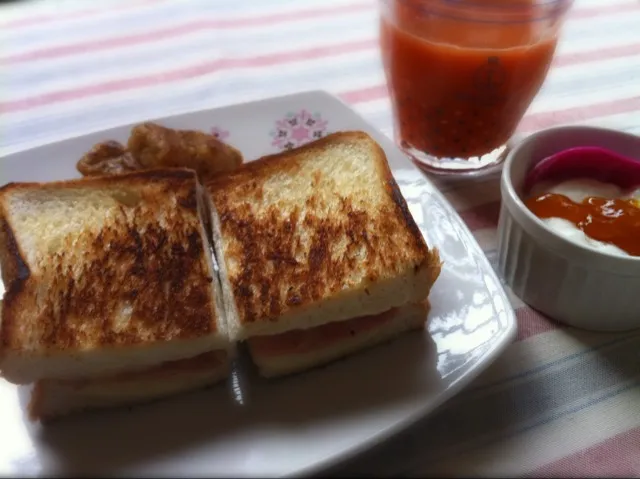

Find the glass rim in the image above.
[
  {"left": 442, "top": 0, "right": 571, "bottom": 7},
  {"left": 385, "top": 0, "right": 574, "bottom": 24}
]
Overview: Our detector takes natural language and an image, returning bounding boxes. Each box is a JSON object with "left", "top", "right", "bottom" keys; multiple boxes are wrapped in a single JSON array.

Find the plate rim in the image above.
[{"left": 0, "top": 89, "right": 517, "bottom": 478}]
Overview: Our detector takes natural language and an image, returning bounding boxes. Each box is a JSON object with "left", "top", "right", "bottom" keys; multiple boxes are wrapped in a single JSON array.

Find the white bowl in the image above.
[{"left": 497, "top": 125, "right": 640, "bottom": 331}]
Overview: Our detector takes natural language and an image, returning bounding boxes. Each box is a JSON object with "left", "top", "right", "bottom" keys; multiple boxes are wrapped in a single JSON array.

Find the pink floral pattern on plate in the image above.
[
  {"left": 270, "top": 110, "right": 329, "bottom": 150},
  {"left": 210, "top": 126, "right": 230, "bottom": 141}
]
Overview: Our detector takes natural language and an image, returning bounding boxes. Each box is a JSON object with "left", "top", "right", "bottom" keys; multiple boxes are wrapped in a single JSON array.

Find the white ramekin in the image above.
[{"left": 497, "top": 125, "right": 640, "bottom": 332}]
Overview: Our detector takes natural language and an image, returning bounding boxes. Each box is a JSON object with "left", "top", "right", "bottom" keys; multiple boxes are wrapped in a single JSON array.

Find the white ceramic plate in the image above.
[{"left": 0, "top": 91, "right": 516, "bottom": 478}]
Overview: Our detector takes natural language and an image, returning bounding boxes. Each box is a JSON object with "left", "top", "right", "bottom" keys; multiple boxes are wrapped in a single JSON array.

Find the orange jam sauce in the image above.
[{"left": 525, "top": 193, "right": 640, "bottom": 256}]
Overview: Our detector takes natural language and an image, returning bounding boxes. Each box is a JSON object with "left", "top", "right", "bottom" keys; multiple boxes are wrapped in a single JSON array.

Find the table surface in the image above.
[{"left": 2, "top": 0, "right": 640, "bottom": 476}]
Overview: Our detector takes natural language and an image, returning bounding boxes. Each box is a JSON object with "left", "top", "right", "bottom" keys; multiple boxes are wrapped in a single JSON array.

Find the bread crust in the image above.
[{"left": 0, "top": 216, "right": 29, "bottom": 304}]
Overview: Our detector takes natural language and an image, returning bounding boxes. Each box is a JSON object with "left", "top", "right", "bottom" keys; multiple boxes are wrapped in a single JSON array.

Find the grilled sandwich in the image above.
[
  {"left": 206, "top": 131, "right": 441, "bottom": 377},
  {"left": 0, "top": 169, "right": 233, "bottom": 419}
]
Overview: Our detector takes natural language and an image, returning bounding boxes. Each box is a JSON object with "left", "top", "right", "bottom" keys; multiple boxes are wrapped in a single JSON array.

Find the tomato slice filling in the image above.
[{"left": 248, "top": 308, "right": 399, "bottom": 357}]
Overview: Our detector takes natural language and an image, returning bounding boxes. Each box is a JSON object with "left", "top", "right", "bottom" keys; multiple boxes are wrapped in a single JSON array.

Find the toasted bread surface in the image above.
[
  {"left": 0, "top": 169, "right": 229, "bottom": 382},
  {"left": 207, "top": 131, "right": 441, "bottom": 339}
]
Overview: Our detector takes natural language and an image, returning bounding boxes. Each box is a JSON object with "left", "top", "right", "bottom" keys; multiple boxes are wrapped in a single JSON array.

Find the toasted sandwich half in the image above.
[
  {"left": 206, "top": 131, "right": 441, "bottom": 378},
  {"left": 0, "top": 169, "right": 233, "bottom": 393}
]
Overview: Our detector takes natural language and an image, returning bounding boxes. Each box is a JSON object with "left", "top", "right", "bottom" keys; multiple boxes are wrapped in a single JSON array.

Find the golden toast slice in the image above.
[
  {"left": 206, "top": 131, "right": 441, "bottom": 342},
  {"left": 0, "top": 169, "right": 231, "bottom": 384}
]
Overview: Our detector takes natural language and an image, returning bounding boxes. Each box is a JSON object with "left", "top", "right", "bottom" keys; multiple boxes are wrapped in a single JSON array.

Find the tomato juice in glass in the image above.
[{"left": 379, "top": 0, "right": 573, "bottom": 173}]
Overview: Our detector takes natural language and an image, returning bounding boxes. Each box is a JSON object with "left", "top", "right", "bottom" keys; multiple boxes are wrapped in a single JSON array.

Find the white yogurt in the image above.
[{"left": 529, "top": 178, "right": 640, "bottom": 258}]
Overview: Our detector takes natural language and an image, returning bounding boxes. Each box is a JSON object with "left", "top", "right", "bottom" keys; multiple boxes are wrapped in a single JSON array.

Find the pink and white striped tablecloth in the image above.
[{"left": 2, "top": 0, "right": 640, "bottom": 476}]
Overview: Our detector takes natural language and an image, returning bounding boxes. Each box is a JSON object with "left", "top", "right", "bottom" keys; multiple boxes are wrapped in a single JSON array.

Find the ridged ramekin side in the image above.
[{"left": 497, "top": 203, "right": 640, "bottom": 332}]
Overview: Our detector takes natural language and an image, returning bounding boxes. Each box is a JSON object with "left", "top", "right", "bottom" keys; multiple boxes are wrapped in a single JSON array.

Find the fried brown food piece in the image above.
[
  {"left": 127, "top": 122, "right": 243, "bottom": 181},
  {"left": 76, "top": 140, "right": 142, "bottom": 177}
]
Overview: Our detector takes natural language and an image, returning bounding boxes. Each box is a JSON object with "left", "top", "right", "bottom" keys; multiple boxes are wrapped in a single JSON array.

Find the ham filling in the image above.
[{"left": 248, "top": 308, "right": 399, "bottom": 357}]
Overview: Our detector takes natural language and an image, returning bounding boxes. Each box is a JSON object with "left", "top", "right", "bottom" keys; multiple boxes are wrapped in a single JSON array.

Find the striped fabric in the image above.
[{"left": 2, "top": 0, "right": 640, "bottom": 476}]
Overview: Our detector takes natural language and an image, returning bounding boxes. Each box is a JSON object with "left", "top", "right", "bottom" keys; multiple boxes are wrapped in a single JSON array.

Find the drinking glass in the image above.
[{"left": 379, "top": 0, "right": 573, "bottom": 174}]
